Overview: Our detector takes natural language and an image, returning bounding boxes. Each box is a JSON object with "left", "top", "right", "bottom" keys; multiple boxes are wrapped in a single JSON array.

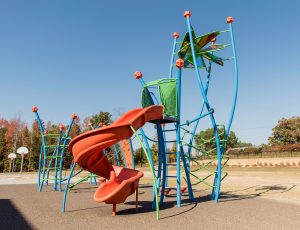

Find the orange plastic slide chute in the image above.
[{"left": 69, "top": 105, "right": 163, "bottom": 205}]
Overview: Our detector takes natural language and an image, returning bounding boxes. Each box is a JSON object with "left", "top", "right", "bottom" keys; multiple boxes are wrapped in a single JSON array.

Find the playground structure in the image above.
[
  {"left": 30, "top": 11, "right": 238, "bottom": 220},
  {"left": 61, "top": 122, "right": 136, "bottom": 212},
  {"left": 32, "top": 106, "right": 84, "bottom": 192},
  {"left": 64, "top": 11, "right": 238, "bottom": 220},
  {"left": 32, "top": 105, "right": 137, "bottom": 210}
]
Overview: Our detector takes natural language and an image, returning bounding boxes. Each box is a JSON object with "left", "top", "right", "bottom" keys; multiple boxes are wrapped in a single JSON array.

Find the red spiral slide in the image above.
[{"left": 68, "top": 105, "right": 163, "bottom": 215}]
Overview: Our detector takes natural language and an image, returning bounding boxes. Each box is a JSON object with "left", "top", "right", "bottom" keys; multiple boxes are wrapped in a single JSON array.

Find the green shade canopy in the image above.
[{"left": 178, "top": 29, "right": 227, "bottom": 69}]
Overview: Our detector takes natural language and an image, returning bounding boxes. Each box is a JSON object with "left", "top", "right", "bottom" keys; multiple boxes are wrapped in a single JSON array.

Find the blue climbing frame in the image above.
[
  {"left": 133, "top": 11, "right": 238, "bottom": 207},
  {"left": 32, "top": 107, "right": 77, "bottom": 192}
]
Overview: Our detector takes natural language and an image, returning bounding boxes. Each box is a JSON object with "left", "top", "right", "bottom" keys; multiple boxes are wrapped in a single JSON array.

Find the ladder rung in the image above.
[
  {"left": 45, "top": 145, "right": 65, "bottom": 149},
  {"left": 45, "top": 156, "right": 62, "bottom": 159},
  {"left": 166, "top": 163, "right": 177, "bottom": 166},
  {"left": 162, "top": 129, "right": 177, "bottom": 132},
  {"left": 41, "top": 178, "right": 63, "bottom": 181},
  {"left": 166, "top": 152, "right": 176, "bottom": 155},
  {"left": 44, "top": 167, "right": 60, "bottom": 170},
  {"left": 166, "top": 175, "right": 177, "bottom": 178}
]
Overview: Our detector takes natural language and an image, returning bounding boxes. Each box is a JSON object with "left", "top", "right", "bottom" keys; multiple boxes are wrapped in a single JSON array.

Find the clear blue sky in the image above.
[{"left": 0, "top": 0, "right": 299, "bottom": 145}]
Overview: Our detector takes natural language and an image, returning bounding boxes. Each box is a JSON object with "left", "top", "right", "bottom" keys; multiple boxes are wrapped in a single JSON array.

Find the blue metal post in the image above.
[
  {"left": 186, "top": 64, "right": 212, "bottom": 170},
  {"left": 129, "top": 138, "right": 135, "bottom": 169},
  {"left": 212, "top": 21, "right": 238, "bottom": 201},
  {"left": 225, "top": 22, "right": 238, "bottom": 138},
  {"left": 61, "top": 162, "right": 76, "bottom": 212},
  {"left": 37, "top": 146, "right": 43, "bottom": 187},
  {"left": 168, "top": 34, "right": 178, "bottom": 78},
  {"left": 176, "top": 67, "right": 182, "bottom": 207},
  {"left": 162, "top": 126, "right": 169, "bottom": 187},
  {"left": 176, "top": 64, "right": 195, "bottom": 203},
  {"left": 156, "top": 123, "right": 167, "bottom": 206},
  {"left": 53, "top": 130, "right": 63, "bottom": 191},
  {"left": 58, "top": 118, "right": 75, "bottom": 192},
  {"left": 185, "top": 14, "right": 222, "bottom": 202}
]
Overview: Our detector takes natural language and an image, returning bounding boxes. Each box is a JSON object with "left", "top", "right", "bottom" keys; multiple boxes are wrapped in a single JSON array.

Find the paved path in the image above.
[{"left": 0, "top": 183, "right": 300, "bottom": 230}]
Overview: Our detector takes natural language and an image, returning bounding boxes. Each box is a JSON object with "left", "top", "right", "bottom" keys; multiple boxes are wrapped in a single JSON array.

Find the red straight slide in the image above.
[{"left": 69, "top": 105, "right": 163, "bottom": 212}]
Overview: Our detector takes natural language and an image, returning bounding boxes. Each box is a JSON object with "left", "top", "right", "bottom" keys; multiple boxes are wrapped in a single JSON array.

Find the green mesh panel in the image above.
[
  {"left": 141, "top": 78, "right": 178, "bottom": 118},
  {"left": 158, "top": 80, "right": 177, "bottom": 117},
  {"left": 141, "top": 88, "right": 155, "bottom": 108}
]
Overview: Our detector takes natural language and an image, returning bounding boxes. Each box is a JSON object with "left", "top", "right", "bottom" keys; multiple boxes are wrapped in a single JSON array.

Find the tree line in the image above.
[{"left": 0, "top": 113, "right": 299, "bottom": 172}]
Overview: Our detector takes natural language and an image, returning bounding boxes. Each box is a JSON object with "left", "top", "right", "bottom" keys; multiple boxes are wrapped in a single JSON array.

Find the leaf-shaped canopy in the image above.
[{"left": 177, "top": 30, "right": 224, "bottom": 68}]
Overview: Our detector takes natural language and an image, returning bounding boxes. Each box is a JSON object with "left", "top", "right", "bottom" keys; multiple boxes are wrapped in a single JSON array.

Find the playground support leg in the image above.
[
  {"left": 139, "top": 128, "right": 156, "bottom": 208},
  {"left": 157, "top": 124, "right": 166, "bottom": 206},
  {"left": 61, "top": 162, "right": 76, "bottom": 212},
  {"left": 131, "top": 126, "right": 159, "bottom": 220},
  {"left": 185, "top": 15, "right": 223, "bottom": 203},
  {"left": 112, "top": 204, "right": 116, "bottom": 216},
  {"left": 39, "top": 147, "right": 47, "bottom": 192},
  {"left": 53, "top": 146, "right": 60, "bottom": 191},
  {"left": 179, "top": 144, "right": 195, "bottom": 202},
  {"left": 211, "top": 22, "right": 239, "bottom": 202},
  {"left": 176, "top": 67, "right": 182, "bottom": 207},
  {"left": 37, "top": 146, "right": 43, "bottom": 187}
]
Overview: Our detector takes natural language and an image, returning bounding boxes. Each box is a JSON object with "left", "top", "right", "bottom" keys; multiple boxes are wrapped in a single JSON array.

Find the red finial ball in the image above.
[
  {"left": 211, "top": 38, "right": 216, "bottom": 43},
  {"left": 227, "top": 16, "right": 234, "bottom": 23},
  {"left": 173, "top": 32, "right": 179, "bottom": 38},
  {"left": 59, "top": 124, "right": 65, "bottom": 130},
  {"left": 176, "top": 59, "right": 184, "bottom": 68},
  {"left": 32, "top": 106, "right": 38, "bottom": 112},
  {"left": 134, "top": 71, "right": 143, "bottom": 79},
  {"left": 72, "top": 114, "right": 78, "bottom": 120},
  {"left": 184, "top": 11, "right": 191, "bottom": 18}
]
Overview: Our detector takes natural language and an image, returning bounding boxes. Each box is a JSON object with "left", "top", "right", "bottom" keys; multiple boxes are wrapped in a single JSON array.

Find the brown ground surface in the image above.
[{"left": 0, "top": 167, "right": 300, "bottom": 230}]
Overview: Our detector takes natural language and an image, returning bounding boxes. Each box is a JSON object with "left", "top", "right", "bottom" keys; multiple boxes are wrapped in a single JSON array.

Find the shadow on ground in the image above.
[
  {"left": 0, "top": 199, "right": 33, "bottom": 229},
  {"left": 119, "top": 184, "right": 297, "bottom": 218},
  {"left": 44, "top": 182, "right": 298, "bottom": 220},
  {"left": 220, "top": 184, "right": 297, "bottom": 202}
]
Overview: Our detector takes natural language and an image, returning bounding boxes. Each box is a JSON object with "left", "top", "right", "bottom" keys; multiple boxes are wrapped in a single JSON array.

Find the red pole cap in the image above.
[
  {"left": 227, "top": 16, "right": 234, "bottom": 23},
  {"left": 134, "top": 71, "right": 143, "bottom": 79},
  {"left": 32, "top": 106, "right": 38, "bottom": 112},
  {"left": 184, "top": 11, "right": 191, "bottom": 18},
  {"left": 211, "top": 38, "right": 216, "bottom": 43},
  {"left": 59, "top": 124, "right": 65, "bottom": 130},
  {"left": 176, "top": 59, "right": 184, "bottom": 68},
  {"left": 72, "top": 114, "right": 78, "bottom": 120},
  {"left": 173, "top": 32, "right": 179, "bottom": 38}
]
